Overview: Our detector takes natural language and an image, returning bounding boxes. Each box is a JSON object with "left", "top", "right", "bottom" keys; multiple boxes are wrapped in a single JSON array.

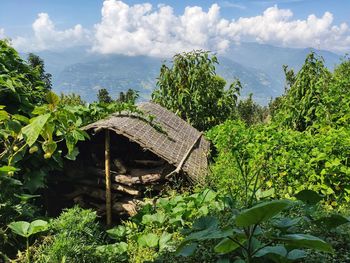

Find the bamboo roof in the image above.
[{"left": 84, "top": 102, "right": 210, "bottom": 183}]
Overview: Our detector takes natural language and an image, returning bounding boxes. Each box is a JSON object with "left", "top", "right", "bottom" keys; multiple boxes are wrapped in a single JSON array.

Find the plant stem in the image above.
[{"left": 26, "top": 237, "right": 30, "bottom": 263}]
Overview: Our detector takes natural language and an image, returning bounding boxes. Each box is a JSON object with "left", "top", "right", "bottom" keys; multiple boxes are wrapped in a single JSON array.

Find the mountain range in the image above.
[{"left": 33, "top": 42, "right": 342, "bottom": 105}]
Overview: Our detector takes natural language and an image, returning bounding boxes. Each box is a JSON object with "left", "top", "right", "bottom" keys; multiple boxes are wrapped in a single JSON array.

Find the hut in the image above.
[{"left": 56, "top": 102, "right": 210, "bottom": 223}]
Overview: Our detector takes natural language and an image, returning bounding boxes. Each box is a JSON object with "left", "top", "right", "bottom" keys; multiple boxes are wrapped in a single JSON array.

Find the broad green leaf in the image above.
[
  {"left": 8, "top": 221, "right": 30, "bottom": 237},
  {"left": 71, "top": 130, "right": 86, "bottom": 141},
  {"left": 28, "top": 220, "right": 48, "bottom": 236},
  {"left": 214, "top": 237, "right": 242, "bottom": 254},
  {"left": 46, "top": 91, "right": 60, "bottom": 107},
  {"left": 12, "top": 114, "right": 29, "bottom": 124},
  {"left": 96, "top": 242, "right": 128, "bottom": 255},
  {"left": 32, "top": 106, "right": 48, "bottom": 115},
  {"left": 235, "top": 200, "right": 290, "bottom": 227},
  {"left": 65, "top": 147, "right": 79, "bottom": 161},
  {"left": 185, "top": 227, "right": 234, "bottom": 241},
  {"left": 287, "top": 249, "right": 307, "bottom": 260},
  {"left": 176, "top": 242, "right": 198, "bottom": 257},
  {"left": 14, "top": 194, "right": 40, "bottom": 201},
  {"left": 22, "top": 113, "right": 51, "bottom": 146},
  {"left": 0, "top": 110, "right": 9, "bottom": 121},
  {"left": 254, "top": 245, "right": 287, "bottom": 258},
  {"left": 23, "top": 170, "right": 46, "bottom": 193},
  {"left": 216, "top": 258, "right": 230, "bottom": 263},
  {"left": 142, "top": 212, "right": 166, "bottom": 225},
  {"left": 137, "top": 233, "right": 159, "bottom": 248},
  {"left": 314, "top": 214, "right": 349, "bottom": 229},
  {"left": 107, "top": 226, "right": 127, "bottom": 240},
  {"left": 272, "top": 217, "right": 301, "bottom": 229},
  {"left": 0, "top": 166, "right": 18, "bottom": 174},
  {"left": 295, "top": 190, "right": 322, "bottom": 205},
  {"left": 159, "top": 232, "right": 172, "bottom": 251},
  {"left": 256, "top": 188, "right": 275, "bottom": 199},
  {"left": 192, "top": 216, "right": 219, "bottom": 230},
  {"left": 42, "top": 140, "right": 57, "bottom": 155},
  {"left": 200, "top": 189, "right": 217, "bottom": 203},
  {"left": 278, "top": 234, "right": 333, "bottom": 253}
]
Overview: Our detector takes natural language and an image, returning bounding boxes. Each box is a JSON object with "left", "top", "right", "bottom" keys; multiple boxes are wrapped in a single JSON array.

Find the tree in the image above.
[
  {"left": 0, "top": 40, "right": 48, "bottom": 114},
  {"left": 274, "top": 53, "right": 331, "bottom": 131},
  {"left": 97, "top": 88, "right": 112, "bottom": 103},
  {"left": 237, "top": 93, "right": 267, "bottom": 126},
  {"left": 27, "top": 53, "right": 52, "bottom": 91},
  {"left": 116, "top": 89, "right": 139, "bottom": 104},
  {"left": 60, "top": 93, "right": 85, "bottom": 106},
  {"left": 152, "top": 50, "right": 240, "bottom": 131}
]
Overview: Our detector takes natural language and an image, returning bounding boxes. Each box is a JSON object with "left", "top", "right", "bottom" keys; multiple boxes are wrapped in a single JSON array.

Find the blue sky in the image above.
[{"left": 1, "top": 0, "right": 349, "bottom": 56}]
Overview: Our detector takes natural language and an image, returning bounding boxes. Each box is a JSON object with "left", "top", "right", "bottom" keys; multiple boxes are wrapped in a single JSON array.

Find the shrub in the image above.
[{"left": 33, "top": 206, "right": 105, "bottom": 263}]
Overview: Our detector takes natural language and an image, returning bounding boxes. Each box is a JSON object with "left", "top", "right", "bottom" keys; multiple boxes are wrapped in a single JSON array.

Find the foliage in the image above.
[
  {"left": 0, "top": 40, "right": 48, "bottom": 113},
  {"left": 59, "top": 92, "right": 85, "bottom": 106},
  {"left": 117, "top": 88, "right": 139, "bottom": 104},
  {"left": 97, "top": 88, "right": 112, "bottom": 103},
  {"left": 152, "top": 50, "right": 240, "bottom": 131},
  {"left": 237, "top": 93, "right": 268, "bottom": 126},
  {"left": 8, "top": 219, "right": 48, "bottom": 263},
  {"left": 105, "top": 189, "right": 224, "bottom": 262},
  {"left": 32, "top": 206, "right": 107, "bottom": 263},
  {"left": 27, "top": 53, "right": 52, "bottom": 91},
  {"left": 2, "top": 40, "right": 350, "bottom": 263},
  {"left": 176, "top": 191, "right": 341, "bottom": 263},
  {"left": 274, "top": 53, "right": 350, "bottom": 130},
  {"left": 207, "top": 120, "right": 350, "bottom": 206},
  {"left": 274, "top": 53, "right": 331, "bottom": 131}
]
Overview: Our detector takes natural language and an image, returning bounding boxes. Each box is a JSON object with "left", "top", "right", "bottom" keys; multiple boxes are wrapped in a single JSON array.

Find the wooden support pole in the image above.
[{"left": 105, "top": 129, "right": 112, "bottom": 226}]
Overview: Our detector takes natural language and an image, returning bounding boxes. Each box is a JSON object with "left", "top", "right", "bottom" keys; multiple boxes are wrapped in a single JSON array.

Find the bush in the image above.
[
  {"left": 207, "top": 120, "right": 350, "bottom": 206},
  {"left": 33, "top": 206, "right": 106, "bottom": 263}
]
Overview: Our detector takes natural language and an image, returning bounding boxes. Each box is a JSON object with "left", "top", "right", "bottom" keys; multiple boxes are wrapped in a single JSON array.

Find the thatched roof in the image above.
[{"left": 84, "top": 102, "right": 210, "bottom": 183}]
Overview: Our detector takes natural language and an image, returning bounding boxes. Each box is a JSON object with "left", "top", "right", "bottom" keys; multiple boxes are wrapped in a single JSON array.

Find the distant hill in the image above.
[{"left": 32, "top": 43, "right": 341, "bottom": 105}]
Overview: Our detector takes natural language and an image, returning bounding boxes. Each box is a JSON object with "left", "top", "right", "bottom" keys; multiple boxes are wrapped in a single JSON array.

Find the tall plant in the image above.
[{"left": 152, "top": 50, "right": 240, "bottom": 131}]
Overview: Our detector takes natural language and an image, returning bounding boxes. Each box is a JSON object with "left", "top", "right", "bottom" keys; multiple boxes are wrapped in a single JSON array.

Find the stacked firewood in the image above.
[{"left": 61, "top": 158, "right": 173, "bottom": 217}]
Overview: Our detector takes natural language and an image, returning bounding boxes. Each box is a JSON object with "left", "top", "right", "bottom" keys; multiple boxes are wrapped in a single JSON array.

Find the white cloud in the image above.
[
  {"left": 92, "top": 1, "right": 233, "bottom": 56},
  {"left": 91, "top": 1, "right": 350, "bottom": 57},
  {"left": 12, "top": 13, "right": 90, "bottom": 51},
  {"left": 0, "top": 28, "right": 5, "bottom": 39},
  {"left": 229, "top": 6, "right": 350, "bottom": 51},
  {"left": 4, "top": 1, "right": 350, "bottom": 55}
]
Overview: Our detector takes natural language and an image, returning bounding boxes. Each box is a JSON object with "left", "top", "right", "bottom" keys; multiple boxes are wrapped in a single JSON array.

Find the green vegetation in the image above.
[
  {"left": 1, "top": 40, "right": 350, "bottom": 262},
  {"left": 152, "top": 50, "right": 241, "bottom": 131}
]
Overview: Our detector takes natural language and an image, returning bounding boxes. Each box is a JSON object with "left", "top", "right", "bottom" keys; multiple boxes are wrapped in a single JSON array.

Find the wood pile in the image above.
[{"left": 60, "top": 157, "right": 174, "bottom": 217}]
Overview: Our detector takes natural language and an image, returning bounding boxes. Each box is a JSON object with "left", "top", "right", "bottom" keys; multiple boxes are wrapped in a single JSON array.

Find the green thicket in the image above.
[
  {"left": 1, "top": 40, "right": 350, "bottom": 263},
  {"left": 0, "top": 40, "right": 142, "bottom": 260},
  {"left": 152, "top": 50, "right": 241, "bottom": 131}
]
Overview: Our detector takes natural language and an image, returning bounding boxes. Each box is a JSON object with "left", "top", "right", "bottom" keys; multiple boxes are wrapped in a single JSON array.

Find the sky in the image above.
[{"left": 0, "top": 0, "right": 350, "bottom": 56}]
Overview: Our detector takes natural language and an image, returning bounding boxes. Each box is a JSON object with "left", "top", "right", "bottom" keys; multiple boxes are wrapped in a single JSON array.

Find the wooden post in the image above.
[{"left": 105, "top": 129, "right": 112, "bottom": 226}]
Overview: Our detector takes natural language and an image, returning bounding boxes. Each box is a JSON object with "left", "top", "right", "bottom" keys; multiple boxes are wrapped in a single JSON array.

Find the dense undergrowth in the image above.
[{"left": 1, "top": 41, "right": 350, "bottom": 262}]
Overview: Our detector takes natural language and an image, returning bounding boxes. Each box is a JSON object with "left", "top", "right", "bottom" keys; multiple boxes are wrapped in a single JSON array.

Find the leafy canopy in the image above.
[{"left": 152, "top": 50, "right": 240, "bottom": 131}]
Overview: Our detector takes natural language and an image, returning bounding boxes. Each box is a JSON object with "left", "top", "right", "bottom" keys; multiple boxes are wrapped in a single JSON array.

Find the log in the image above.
[
  {"left": 112, "top": 201, "right": 137, "bottom": 216},
  {"left": 93, "top": 199, "right": 139, "bottom": 216},
  {"left": 129, "top": 166, "right": 166, "bottom": 177},
  {"left": 133, "top": 159, "right": 165, "bottom": 167},
  {"left": 113, "top": 158, "right": 127, "bottom": 174},
  {"left": 78, "top": 179, "right": 140, "bottom": 196},
  {"left": 112, "top": 184, "right": 140, "bottom": 196},
  {"left": 115, "top": 173, "right": 162, "bottom": 186},
  {"left": 64, "top": 189, "right": 84, "bottom": 199},
  {"left": 76, "top": 186, "right": 119, "bottom": 202}
]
